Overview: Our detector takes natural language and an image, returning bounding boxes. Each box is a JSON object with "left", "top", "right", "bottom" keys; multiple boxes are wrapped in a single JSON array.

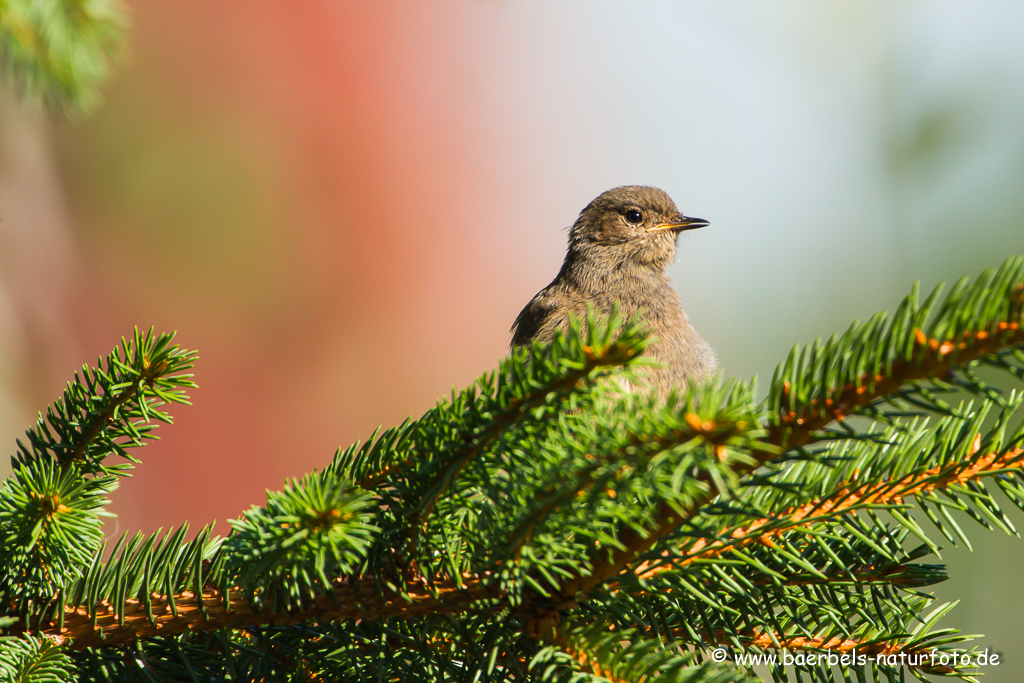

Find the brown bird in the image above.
[{"left": 511, "top": 185, "right": 716, "bottom": 396}]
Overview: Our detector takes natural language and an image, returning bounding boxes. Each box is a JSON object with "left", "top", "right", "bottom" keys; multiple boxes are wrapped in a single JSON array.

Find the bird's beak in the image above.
[{"left": 646, "top": 216, "right": 710, "bottom": 233}]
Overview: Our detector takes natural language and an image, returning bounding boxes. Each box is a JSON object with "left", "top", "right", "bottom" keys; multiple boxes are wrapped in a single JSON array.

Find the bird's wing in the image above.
[{"left": 510, "top": 291, "right": 567, "bottom": 347}]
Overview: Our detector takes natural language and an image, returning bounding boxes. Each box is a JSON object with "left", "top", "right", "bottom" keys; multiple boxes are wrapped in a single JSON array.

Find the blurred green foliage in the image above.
[{"left": 0, "top": 0, "right": 124, "bottom": 114}]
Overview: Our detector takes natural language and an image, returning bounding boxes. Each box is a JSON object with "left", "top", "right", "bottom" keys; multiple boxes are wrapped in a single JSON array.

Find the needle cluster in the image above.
[{"left": 2, "top": 258, "right": 1024, "bottom": 683}]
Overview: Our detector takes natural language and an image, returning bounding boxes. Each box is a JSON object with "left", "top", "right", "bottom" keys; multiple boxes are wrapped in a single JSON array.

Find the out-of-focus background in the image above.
[{"left": 1, "top": 0, "right": 1023, "bottom": 675}]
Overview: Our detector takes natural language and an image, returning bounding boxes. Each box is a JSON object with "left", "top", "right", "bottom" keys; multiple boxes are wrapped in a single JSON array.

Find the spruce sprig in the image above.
[
  {"left": 12, "top": 327, "right": 196, "bottom": 478},
  {"left": 3, "top": 257, "right": 1024, "bottom": 682},
  {"left": 0, "top": 329, "right": 194, "bottom": 627}
]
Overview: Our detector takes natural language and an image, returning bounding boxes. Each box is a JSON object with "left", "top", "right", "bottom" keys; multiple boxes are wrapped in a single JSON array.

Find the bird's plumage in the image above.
[{"left": 511, "top": 185, "right": 716, "bottom": 396}]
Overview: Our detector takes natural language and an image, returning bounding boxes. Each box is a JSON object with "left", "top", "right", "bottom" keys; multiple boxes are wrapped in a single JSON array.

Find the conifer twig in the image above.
[
  {"left": 41, "top": 574, "right": 500, "bottom": 650},
  {"left": 767, "top": 322, "right": 1024, "bottom": 451},
  {"left": 631, "top": 439, "right": 1024, "bottom": 580},
  {"left": 555, "top": 320, "right": 1024, "bottom": 602},
  {"left": 61, "top": 359, "right": 166, "bottom": 470},
  {"left": 403, "top": 340, "right": 642, "bottom": 556},
  {"left": 555, "top": 637, "right": 631, "bottom": 683},
  {"left": 359, "top": 335, "right": 639, "bottom": 492}
]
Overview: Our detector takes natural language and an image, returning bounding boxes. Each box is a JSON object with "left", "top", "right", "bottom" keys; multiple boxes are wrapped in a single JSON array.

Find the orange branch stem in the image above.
[
  {"left": 633, "top": 441, "right": 1024, "bottom": 580},
  {"left": 39, "top": 575, "right": 500, "bottom": 651}
]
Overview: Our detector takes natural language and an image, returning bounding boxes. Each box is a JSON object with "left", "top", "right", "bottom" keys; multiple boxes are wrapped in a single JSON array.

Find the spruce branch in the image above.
[
  {"left": 500, "top": 381, "right": 767, "bottom": 604},
  {"left": 767, "top": 259, "right": 1024, "bottom": 450},
  {"left": 47, "top": 574, "right": 500, "bottom": 651},
  {"left": 589, "top": 574, "right": 978, "bottom": 680},
  {"left": 747, "top": 556, "right": 945, "bottom": 589},
  {"left": 729, "top": 601, "right": 981, "bottom": 679},
  {"left": 349, "top": 310, "right": 657, "bottom": 587},
  {"left": 356, "top": 308, "right": 650, "bottom": 492},
  {"left": 1, "top": 330, "right": 195, "bottom": 618},
  {"left": 0, "top": 458, "right": 107, "bottom": 610},
  {"left": 403, "top": 310, "right": 652, "bottom": 548},
  {"left": 5, "top": 257, "right": 1024, "bottom": 681},
  {"left": 632, "top": 436, "right": 1024, "bottom": 580},
  {"left": 597, "top": 536, "right": 938, "bottom": 655},
  {"left": 548, "top": 430, "right": 768, "bottom": 600},
  {"left": 0, "top": 634, "right": 74, "bottom": 683},
  {"left": 597, "top": 403, "right": 1023, "bottom": 655},
  {"left": 227, "top": 473, "right": 379, "bottom": 612},
  {"left": 767, "top": 322, "right": 1024, "bottom": 450},
  {"left": 555, "top": 259, "right": 1024, "bottom": 603},
  {"left": 534, "top": 623, "right": 752, "bottom": 683},
  {"left": 13, "top": 327, "right": 196, "bottom": 478}
]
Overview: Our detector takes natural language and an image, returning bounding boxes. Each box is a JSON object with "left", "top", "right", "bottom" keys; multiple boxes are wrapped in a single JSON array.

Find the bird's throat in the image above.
[{"left": 563, "top": 249, "right": 674, "bottom": 308}]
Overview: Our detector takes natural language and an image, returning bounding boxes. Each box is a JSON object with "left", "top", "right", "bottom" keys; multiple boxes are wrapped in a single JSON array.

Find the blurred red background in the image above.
[{"left": 7, "top": 2, "right": 573, "bottom": 536}]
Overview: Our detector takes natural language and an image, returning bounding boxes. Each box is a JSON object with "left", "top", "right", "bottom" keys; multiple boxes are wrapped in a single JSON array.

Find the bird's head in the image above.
[{"left": 568, "top": 185, "right": 708, "bottom": 270}]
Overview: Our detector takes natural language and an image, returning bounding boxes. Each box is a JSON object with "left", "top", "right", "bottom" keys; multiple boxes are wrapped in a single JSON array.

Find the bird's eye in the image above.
[{"left": 624, "top": 209, "right": 643, "bottom": 224}]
